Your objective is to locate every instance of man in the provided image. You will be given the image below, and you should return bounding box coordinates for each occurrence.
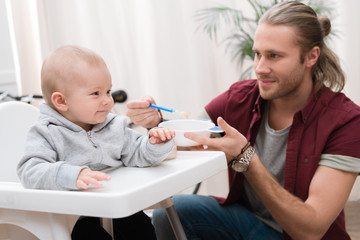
[126,2,360,239]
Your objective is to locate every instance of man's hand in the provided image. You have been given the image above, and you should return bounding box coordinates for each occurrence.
[149,127,175,144]
[184,117,248,161]
[76,168,112,189]
[126,97,161,129]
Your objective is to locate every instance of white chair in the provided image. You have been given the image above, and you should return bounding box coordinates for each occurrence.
[0,101,227,240]
[0,101,78,240]
[0,101,39,182]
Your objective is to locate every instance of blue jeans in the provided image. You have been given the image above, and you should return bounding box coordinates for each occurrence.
[152,195,282,240]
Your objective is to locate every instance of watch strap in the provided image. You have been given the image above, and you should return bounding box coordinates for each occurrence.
[228,142,251,167]
[228,143,255,172]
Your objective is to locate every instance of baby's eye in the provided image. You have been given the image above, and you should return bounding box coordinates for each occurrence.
[92,91,100,96]
[106,90,111,95]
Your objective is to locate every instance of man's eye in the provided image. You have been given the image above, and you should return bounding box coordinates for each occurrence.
[270,53,279,58]
[253,51,261,57]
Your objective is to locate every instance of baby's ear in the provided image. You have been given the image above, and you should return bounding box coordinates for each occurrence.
[51,92,68,112]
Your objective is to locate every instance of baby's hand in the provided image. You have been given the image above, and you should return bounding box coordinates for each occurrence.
[76,168,112,189]
[149,127,175,144]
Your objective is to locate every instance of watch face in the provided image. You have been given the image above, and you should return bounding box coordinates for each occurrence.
[232,160,247,172]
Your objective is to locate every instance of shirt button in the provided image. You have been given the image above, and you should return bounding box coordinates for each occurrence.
[304,158,309,163]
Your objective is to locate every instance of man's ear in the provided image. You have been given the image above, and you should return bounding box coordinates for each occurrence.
[51,92,68,112]
[305,46,320,68]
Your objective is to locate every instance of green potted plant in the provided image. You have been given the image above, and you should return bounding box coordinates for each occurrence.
[194,0,335,79]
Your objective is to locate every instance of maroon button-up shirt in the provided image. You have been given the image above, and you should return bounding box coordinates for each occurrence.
[205,79,360,240]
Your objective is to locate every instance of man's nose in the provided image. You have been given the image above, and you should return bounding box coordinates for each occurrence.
[255,58,271,75]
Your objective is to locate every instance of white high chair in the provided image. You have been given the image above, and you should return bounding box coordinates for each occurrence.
[0,101,228,240]
[0,101,39,182]
[0,101,78,240]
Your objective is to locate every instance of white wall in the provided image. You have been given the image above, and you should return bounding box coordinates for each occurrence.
[332,1,360,201]
[333,0,360,105]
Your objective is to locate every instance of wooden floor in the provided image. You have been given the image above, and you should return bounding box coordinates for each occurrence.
[345,201,360,239]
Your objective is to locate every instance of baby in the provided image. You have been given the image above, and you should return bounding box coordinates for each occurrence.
[17,45,175,239]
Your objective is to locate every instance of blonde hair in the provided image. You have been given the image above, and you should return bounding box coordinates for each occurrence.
[41,45,107,107]
[259,1,345,94]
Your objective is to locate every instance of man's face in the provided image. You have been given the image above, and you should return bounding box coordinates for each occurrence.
[253,23,309,101]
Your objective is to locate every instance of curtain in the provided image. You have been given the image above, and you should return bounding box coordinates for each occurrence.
[6,0,43,95]
[8,0,244,116]
[7,1,360,109]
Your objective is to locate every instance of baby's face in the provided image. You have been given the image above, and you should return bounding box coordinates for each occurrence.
[62,61,114,131]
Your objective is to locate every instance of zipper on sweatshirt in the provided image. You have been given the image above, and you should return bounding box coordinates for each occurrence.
[87,131,97,148]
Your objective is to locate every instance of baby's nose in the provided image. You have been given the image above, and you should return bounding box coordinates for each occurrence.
[103,96,113,105]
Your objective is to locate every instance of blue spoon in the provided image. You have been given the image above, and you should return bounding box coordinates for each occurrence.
[149,104,176,113]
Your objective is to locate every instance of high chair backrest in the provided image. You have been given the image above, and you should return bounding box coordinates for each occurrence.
[0,101,39,182]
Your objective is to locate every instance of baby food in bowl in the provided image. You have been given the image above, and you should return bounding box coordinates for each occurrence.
[159,119,215,147]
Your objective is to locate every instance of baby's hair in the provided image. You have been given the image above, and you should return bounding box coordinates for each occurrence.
[41,45,106,107]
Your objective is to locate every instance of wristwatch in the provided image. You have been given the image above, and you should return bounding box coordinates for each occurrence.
[228,142,255,172]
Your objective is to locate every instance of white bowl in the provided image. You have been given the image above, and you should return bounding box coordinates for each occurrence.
[159,119,215,147]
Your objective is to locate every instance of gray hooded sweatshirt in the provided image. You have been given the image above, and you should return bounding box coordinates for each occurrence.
[17,103,174,190]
